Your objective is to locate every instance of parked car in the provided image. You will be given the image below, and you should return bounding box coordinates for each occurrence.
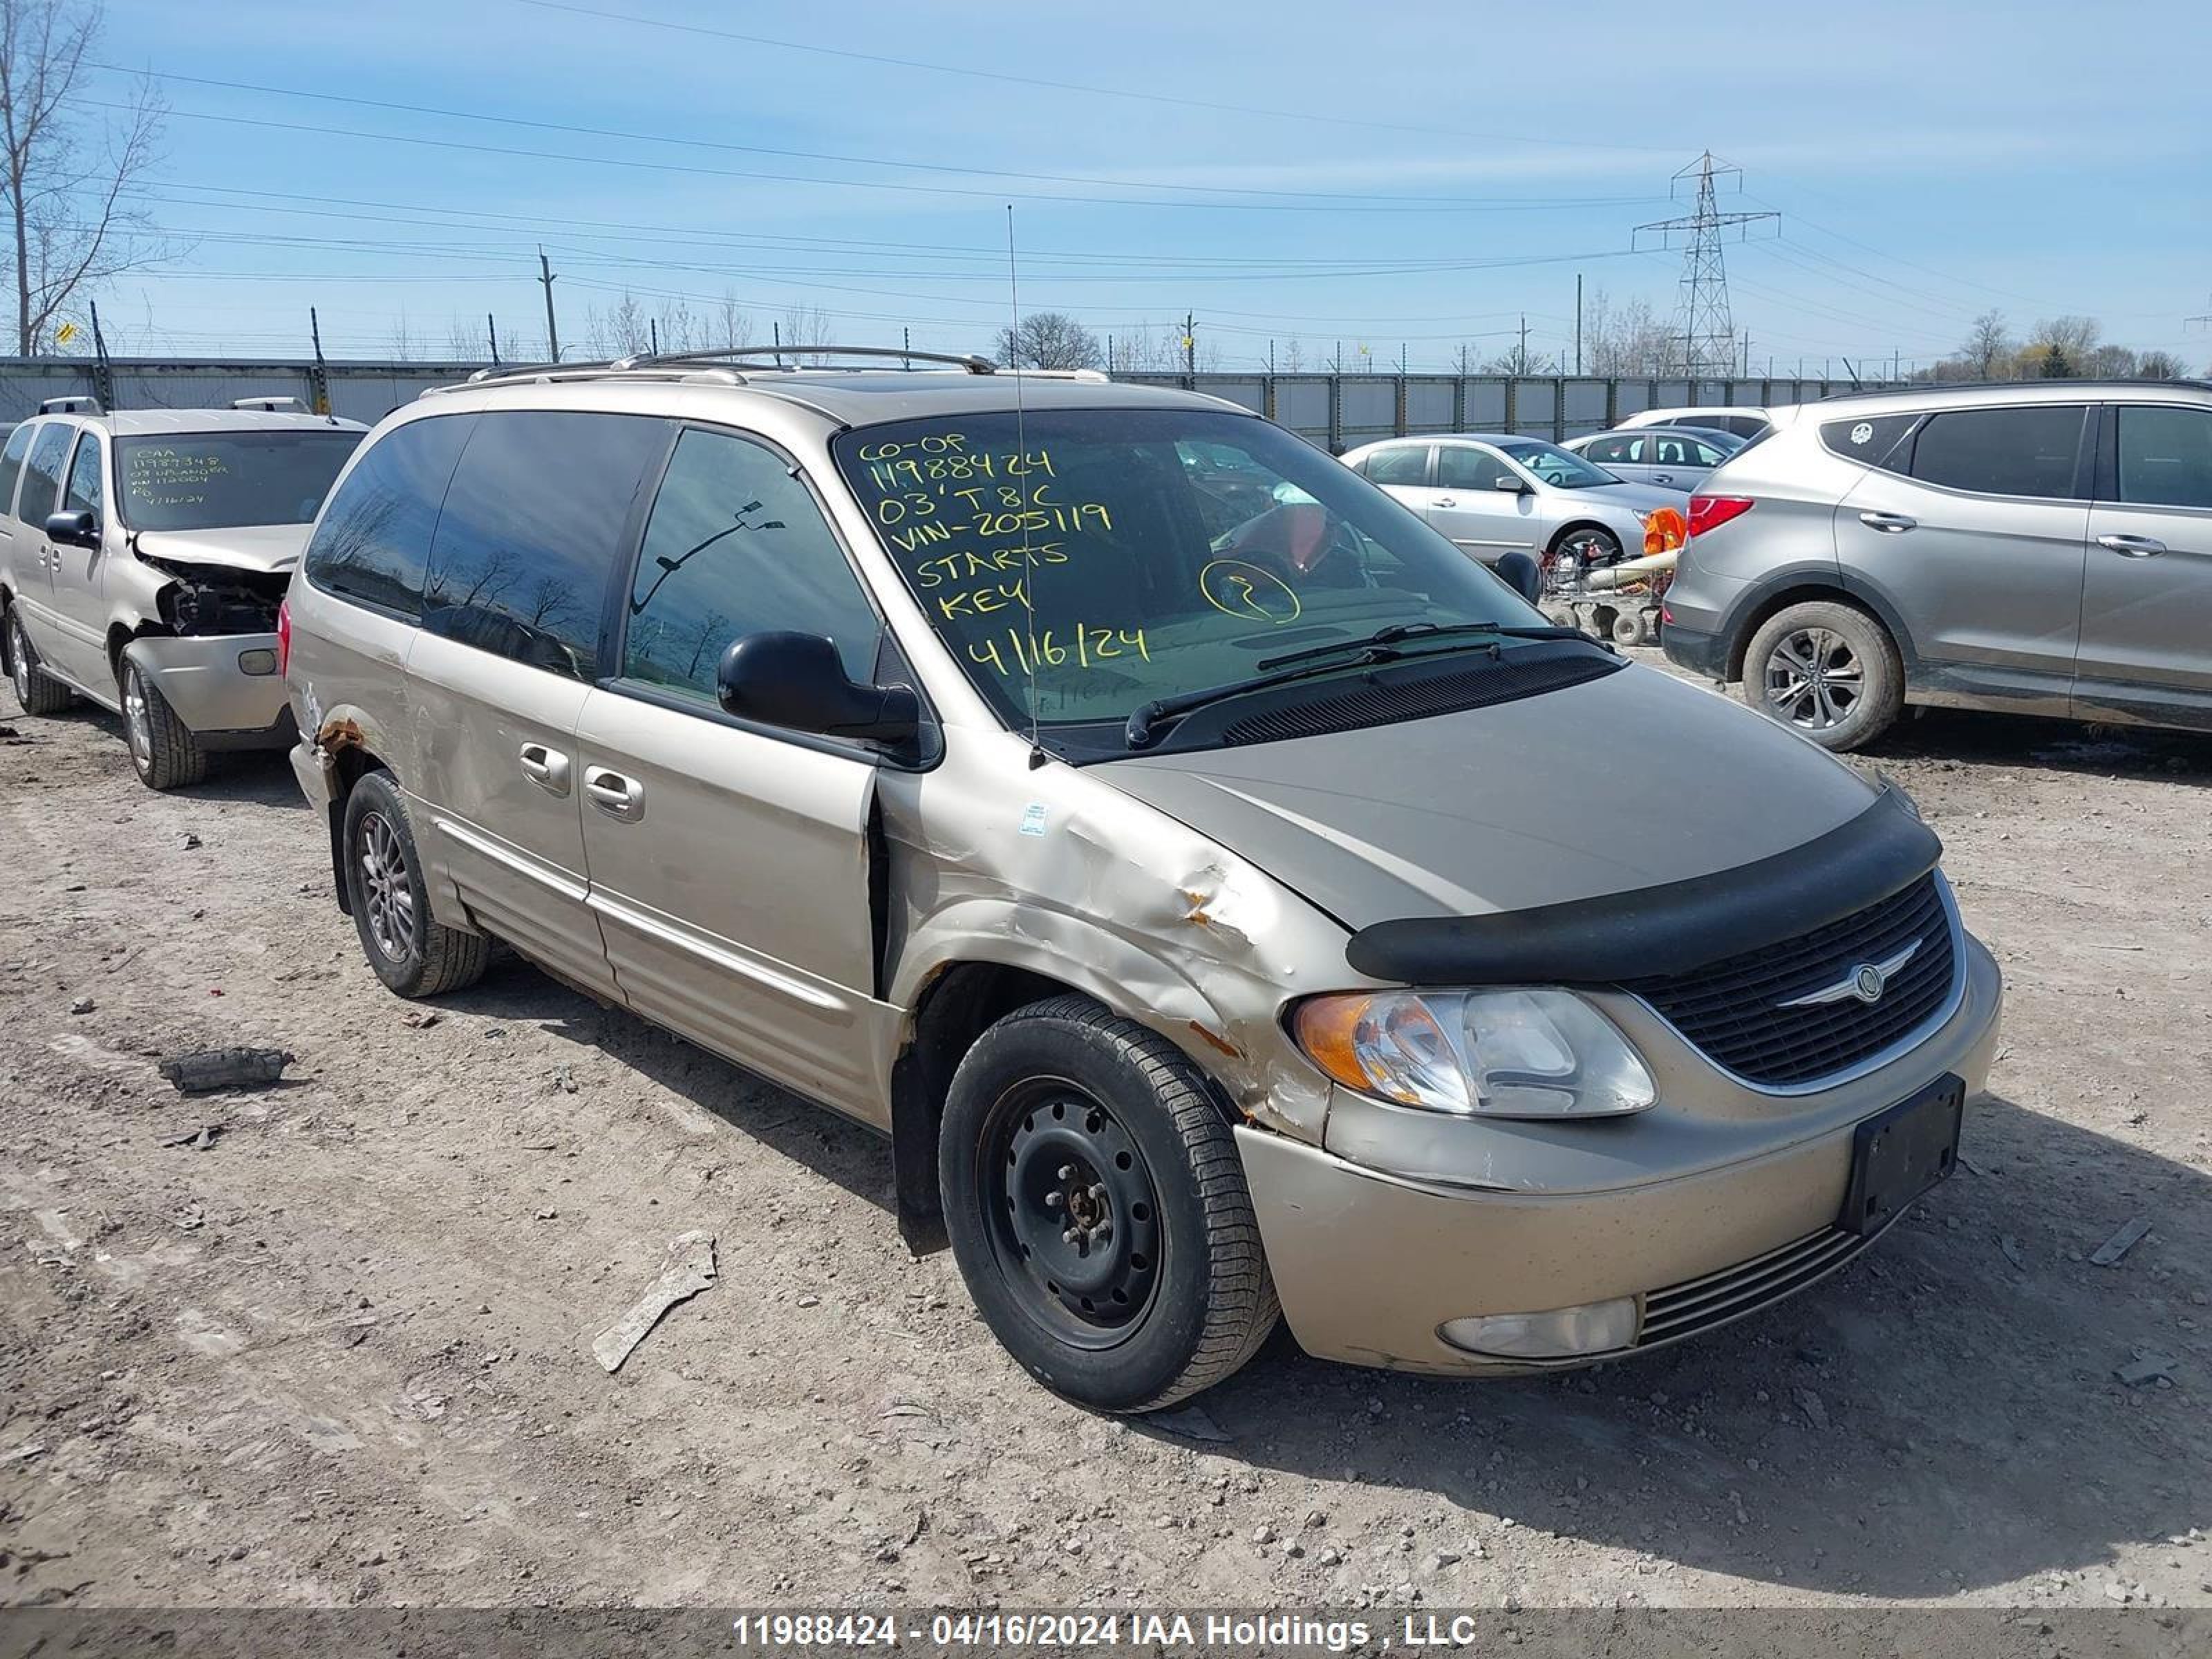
[0,397,366,788]
[1342,433,1687,585]
[1564,426,1742,491]
[1662,379,2212,750]
[1618,406,1774,441]
[282,348,1999,1410]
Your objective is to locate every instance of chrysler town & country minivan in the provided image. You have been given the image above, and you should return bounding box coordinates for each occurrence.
[280,348,2002,1411]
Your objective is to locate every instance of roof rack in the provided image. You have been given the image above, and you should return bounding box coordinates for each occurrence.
[1819,377,2212,401]
[428,344,1000,399]
[38,394,102,415]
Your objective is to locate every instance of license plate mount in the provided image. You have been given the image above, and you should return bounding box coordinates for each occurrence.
[1840,1074,1964,1237]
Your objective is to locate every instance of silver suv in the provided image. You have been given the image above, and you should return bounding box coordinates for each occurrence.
[0,397,365,787]
[1663,379,2212,749]
[281,348,1999,1411]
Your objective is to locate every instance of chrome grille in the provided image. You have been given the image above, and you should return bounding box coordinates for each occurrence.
[1623,872,1956,1088]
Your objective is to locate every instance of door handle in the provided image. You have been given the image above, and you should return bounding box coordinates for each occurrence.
[1858,510,1917,534]
[1433,496,1457,507]
[1653,474,1674,485]
[583,765,643,820]
[518,742,572,796]
[2096,533,2166,558]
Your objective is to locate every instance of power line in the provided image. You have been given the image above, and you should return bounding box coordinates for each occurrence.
[91,64,1659,214]
[513,0,1680,156]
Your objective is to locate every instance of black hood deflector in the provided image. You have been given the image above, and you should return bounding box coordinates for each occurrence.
[1344,786,1941,986]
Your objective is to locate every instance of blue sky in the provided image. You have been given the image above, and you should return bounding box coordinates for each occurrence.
[82,0,2212,373]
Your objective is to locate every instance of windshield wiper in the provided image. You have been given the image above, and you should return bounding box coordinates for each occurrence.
[1255,619,1591,673]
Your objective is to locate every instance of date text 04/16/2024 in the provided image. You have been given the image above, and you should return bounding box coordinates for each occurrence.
[727,1612,1506,1651]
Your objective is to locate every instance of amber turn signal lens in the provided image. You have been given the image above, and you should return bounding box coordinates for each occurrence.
[1292,995,1371,1094]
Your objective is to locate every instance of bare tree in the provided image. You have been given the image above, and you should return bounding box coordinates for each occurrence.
[2136,349,2186,382]
[585,290,652,357]
[1578,288,1675,377]
[777,303,832,364]
[1,0,167,353]
[713,288,751,350]
[1278,336,1304,373]
[995,310,1101,371]
[1959,310,2012,379]
[386,309,417,362]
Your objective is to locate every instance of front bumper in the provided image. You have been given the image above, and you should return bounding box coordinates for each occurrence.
[124,634,292,749]
[1242,932,2001,1376]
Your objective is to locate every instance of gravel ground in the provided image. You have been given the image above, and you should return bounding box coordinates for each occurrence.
[2,655,2208,1612]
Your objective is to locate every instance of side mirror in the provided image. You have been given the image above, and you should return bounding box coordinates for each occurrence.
[1491,476,1530,495]
[44,509,97,549]
[716,630,919,746]
[1494,551,1543,606]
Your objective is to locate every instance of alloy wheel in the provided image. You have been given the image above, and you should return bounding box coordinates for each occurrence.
[357,809,418,963]
[1763,626,1864,731]
[7,615,28,704]
[122,663,153,765]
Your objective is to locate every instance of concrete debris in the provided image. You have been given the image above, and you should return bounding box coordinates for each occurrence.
[158,1047,293,1095]
[2090,1215,2153,1267]
[1795,1387,1830,1430]
[402,1010,442,1030]
[591,1230,717,1374]
[68,996,93,1015]
[2115,1351,2178,1388]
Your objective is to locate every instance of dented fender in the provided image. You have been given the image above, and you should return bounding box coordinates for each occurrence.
[878,727,1375,1144]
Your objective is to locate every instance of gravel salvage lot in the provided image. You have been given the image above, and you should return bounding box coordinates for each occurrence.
[2,658,2208,1611]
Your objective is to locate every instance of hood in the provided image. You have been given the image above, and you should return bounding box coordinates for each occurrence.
[132,524,310,576]
[1581,478,1693,511]
[1101,662,1879,930]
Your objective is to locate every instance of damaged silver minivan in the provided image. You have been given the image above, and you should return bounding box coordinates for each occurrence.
[0,400,365,789]
[281,350,2002,1412]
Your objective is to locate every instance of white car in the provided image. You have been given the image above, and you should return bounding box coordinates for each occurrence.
[1342,433,1688,581]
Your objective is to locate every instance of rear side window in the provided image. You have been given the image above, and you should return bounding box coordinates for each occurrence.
[1821,413,1920,474]
[2115,405,2212,510]
[1583,435,1633,464]
[1361,445,1428,487]
[0,422,33,516]
[20,422,73,523]
[303,414,476,620]
[1910,405,2086,499]
[422,410,668,682]
[63,434,103,516]
[622,428,882,704]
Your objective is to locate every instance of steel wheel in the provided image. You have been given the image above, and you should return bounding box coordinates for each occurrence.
[983,1076,1164,1350]
[122,662,153,765]
[357,809,418,963]
[1763,626,1864,732]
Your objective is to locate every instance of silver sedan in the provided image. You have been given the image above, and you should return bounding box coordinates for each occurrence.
[1342,433,1689,579]
[1564,425,1742,491]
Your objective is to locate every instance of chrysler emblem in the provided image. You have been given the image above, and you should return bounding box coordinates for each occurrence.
[1779,939,1922,1009]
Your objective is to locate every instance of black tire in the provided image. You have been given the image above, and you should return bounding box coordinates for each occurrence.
[1741,599,1904,752]
[120,656,208,791]
[1610,608,1650,647]
[341,769,491,998]
[4,605,73,716]
[939,995,1280,1413]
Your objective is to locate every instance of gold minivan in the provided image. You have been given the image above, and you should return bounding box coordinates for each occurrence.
[281,350,2001,1412]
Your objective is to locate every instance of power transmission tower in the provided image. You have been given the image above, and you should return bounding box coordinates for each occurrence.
[2187,293,2212,331]
[1633,152,1778,379]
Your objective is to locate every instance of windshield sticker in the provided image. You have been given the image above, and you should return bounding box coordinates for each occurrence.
[124,445,230,507]
[1018,803,1048,837]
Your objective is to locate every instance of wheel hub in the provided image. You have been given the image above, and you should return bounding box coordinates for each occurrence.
[124,666,151,758]
[994,1087,1161,1337]
[1765,628,1862,731]
[359,810,415,962]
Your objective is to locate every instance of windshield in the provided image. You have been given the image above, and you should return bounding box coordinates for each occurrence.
[1496,439,1620,489]
[832,407,1553,743]
[115,431,362,532]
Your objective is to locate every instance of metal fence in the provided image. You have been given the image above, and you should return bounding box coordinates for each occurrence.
[0,358,1880,447]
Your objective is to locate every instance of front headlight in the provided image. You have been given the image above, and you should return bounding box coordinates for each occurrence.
[1291,988,1656,1119]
